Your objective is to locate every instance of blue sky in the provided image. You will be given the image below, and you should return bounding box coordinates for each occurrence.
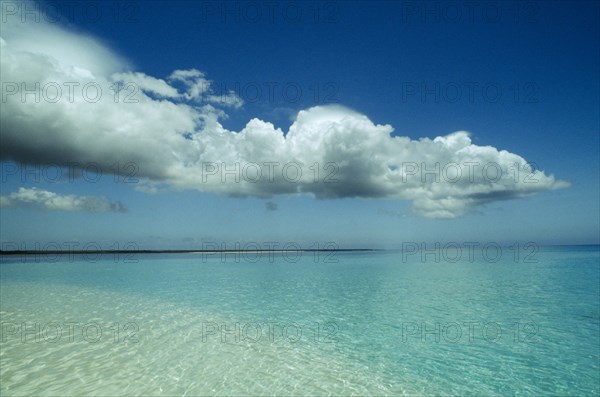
[0,0,598,249]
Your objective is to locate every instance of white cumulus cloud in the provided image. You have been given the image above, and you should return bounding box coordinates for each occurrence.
[0,188,126,213]
[0,2,568,218]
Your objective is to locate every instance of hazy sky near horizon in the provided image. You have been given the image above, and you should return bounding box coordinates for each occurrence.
[0,0,598,249]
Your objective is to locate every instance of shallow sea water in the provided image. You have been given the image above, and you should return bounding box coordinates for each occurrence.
[1,246,598,396]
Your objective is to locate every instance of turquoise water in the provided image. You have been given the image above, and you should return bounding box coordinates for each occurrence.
[1,246,598,396]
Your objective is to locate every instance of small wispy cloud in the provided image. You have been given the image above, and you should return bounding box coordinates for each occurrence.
[0,187,126,213]
[265,201,278,211]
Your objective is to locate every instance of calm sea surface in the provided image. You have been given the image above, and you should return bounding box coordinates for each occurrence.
[1,246,598,396]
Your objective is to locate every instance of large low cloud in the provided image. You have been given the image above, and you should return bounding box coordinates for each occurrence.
[0,3,568,218]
